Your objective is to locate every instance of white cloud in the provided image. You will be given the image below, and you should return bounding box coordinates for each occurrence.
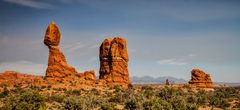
[87,56,98,63]
[157,53,196,66]
[62,41,86,53]
[158,58,187,66]
[88,44,99,49]
[188,53,195,57]
[0,60,46,75]
[3,0,55,9]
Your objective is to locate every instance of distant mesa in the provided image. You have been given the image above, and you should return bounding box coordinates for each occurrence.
[188,69,213,88]
[99,37,130,85]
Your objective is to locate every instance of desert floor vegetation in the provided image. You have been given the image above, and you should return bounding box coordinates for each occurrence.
[0,85,239,110]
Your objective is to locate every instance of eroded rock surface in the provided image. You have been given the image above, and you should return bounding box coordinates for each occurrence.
[79,70,96,81]
[0,71,44,87]
[99,37,130,85]
[189,69,213,88]
[44,22,78,78]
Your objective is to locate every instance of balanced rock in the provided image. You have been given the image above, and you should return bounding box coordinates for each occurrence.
[44,22,78,78]
[188,69,212,88]
[99,37,130,85]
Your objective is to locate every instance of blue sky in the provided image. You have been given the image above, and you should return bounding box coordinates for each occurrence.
[0,0,240,82]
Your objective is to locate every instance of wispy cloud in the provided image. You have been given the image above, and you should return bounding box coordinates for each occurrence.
[87,56,98,63]
[157,54,196,66]
[62,41,86,53]
[3,0,55,9]
[188,53,195,57]
[158,58,187,66]
[0,60,46,75]
[88,44,99,49]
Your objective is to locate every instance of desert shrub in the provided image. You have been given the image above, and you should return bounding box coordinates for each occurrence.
[1,89,46,110]
[195,90,208,105]
[89,88,100,95]
[83,94,102,108]
[47,93,65,103]
[142,98,173,110]
[113,85,123,93]
[11,86,24,94]
[214,87,239,99]
[124,98,138,110]
[47,85,52,90]
[109,96,121,103]
[209,97,230,108]
[142,86,155,98]
[65,89,81,96]
[64,93,102,110]
[40,85,46,89]
[185,103,198,110]
[100,103,115,110]
[186,95,198,104]
[157,87,177,100]
[169,95,187,110]
[123,87,135,99]
[0,86,9,98]
[64,97,85,110]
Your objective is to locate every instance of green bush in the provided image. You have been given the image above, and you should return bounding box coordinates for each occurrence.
[109,96,121,103]
[0,85,239,110]
[47,94,65,103]
[100,103,115,110]
[89,88,100,95]
[0,87,8,98]
[168,95,188,110]
[65,89,81,96]
[64,97,85,110]
[125,99,138,110]
[209,97,230,108]
[186,103,198,110]
[143,98,173,110]
[113,85,123,93]
[1,89,46,110]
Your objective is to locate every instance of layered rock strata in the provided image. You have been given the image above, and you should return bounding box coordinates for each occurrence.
[189,69,213,88]
[99,37,130,85]
[44,22,78,78]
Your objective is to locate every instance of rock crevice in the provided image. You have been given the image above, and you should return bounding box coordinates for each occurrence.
[99,37,130,85]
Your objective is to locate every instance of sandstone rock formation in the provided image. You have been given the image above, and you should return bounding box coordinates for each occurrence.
[0,22,133,90]
[165,79,170,85]
[79,70,96,81]
[0,71,44,87]
[99,37,130,85]
[44,22,78,78]
[188,69,212,88]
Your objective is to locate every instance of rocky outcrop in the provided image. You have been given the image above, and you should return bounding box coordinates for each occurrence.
[0,71,44,87]
[44,22,78,78]
[0,22,133,89]
[78,70,96,81]
[189,69,212,88]
[165,79,170,85]
[99,37,130,85]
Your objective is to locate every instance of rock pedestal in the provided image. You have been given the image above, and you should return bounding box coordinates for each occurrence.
[44,22,78,78]
[188,69,212,88]
[99,37,130,85]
